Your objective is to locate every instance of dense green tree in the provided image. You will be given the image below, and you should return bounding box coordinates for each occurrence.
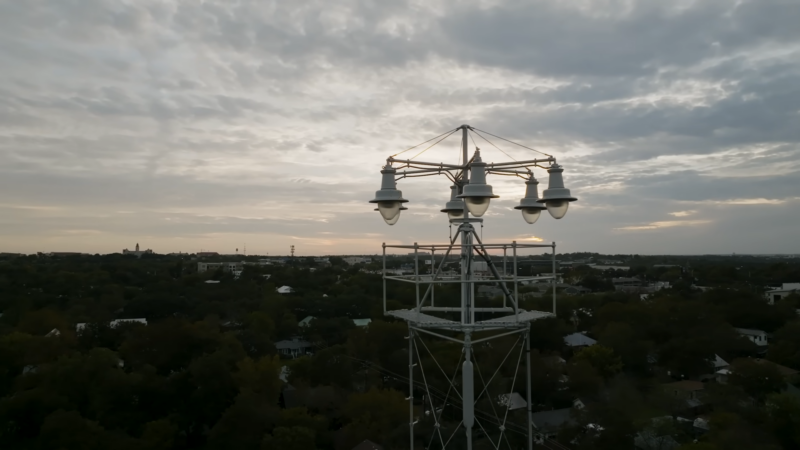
[261,426,316,450]
[341,388,407,449]
[729,359,785,402]
[573,345,623,379]
[206,390,279,450]
[764,392,800,448]
[567,360,603,397]
[766,320,800,370]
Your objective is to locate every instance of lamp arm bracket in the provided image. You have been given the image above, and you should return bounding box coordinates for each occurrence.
[388,157,463,170]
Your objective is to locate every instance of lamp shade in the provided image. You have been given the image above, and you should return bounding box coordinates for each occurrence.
[369,164,408,224]
[537,163,577,219]
[457,150,498,217]
[374,206,407,225]
[514,175,547,224]
[441,184,466,220]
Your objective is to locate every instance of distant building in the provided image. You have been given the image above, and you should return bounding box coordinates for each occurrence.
[197,262,243,273]
[197,252,220,257]
[276,286,295,294]
[275,338,312,358]
[589,265,630,271]
[352,318,372,328]
[735,327,768,346]
[564,332,597,348]
[298,316,315,327]
[765,283,800,305]
[564,286,592,295]
[612,277,642,289]
[343,256,371,265]
[76,318,147,332]
[497,392,527,411]
[45,328,61,337]
[123,243,153,258]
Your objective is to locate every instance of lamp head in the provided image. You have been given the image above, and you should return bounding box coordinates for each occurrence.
[457,150,498,217]
[514,175,547,224]
[537,163,577,219]
[441,184,466,220]
[369,164,408,224]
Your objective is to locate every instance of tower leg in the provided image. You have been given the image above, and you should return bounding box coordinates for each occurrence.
[526,326,533,450]
[463,332,474,450]
[409,326,414,450]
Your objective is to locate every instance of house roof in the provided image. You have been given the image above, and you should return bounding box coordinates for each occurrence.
[564,332,597,347]
[612,277,641,283]
[352,440,384,450]
[664,380,704,392]
[45,328,61,337]
[352,318,372,327]
[275,339,312,350]
[298,316,316,327]
[276,285,294,293]
[497,392,527,411]
[713,354,729,369]
[531,408,573,432]
[735,327,766,336]
[635,430,680,450]
[784,383,800,400]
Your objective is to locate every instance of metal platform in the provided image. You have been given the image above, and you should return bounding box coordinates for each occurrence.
[387,308,554,329]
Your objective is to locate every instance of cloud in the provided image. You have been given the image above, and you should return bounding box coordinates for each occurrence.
[615,220,712,231]
[681,198,795,206]
[0,0,799,254]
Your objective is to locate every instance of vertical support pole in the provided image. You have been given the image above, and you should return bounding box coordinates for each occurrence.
[503,245,508,309]
[552,242,557,315]
[470,229,475,325]
[460,125,471,326]
[526,325,533,450]
[408,326,415,450]
[513,241,518,318]
[463,331,474,450]
[431,248,435,307]
[383,243,387,315]
[414,242,420,311]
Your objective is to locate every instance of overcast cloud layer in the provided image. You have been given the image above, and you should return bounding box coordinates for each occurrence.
[1,0,799,256]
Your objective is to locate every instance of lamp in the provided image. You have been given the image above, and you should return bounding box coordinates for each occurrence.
[514,175,547,224]
[457,150,498,217]
[369,164,408,224]
[441,185,466,220]
[537,163,577,219]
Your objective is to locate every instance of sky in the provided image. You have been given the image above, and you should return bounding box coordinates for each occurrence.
[1,0,799,256]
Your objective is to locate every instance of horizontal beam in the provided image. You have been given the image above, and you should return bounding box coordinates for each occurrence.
[470,327,528,345]
[485,158,555,168]
[384,243,554,249]
[383,276,555,284]
[421,307,514,312]
[388,158,463,170]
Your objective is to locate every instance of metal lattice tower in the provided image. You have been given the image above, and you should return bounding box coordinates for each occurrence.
[371,125,577,450]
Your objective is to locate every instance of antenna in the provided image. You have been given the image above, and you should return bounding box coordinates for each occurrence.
[291,245,295,258]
